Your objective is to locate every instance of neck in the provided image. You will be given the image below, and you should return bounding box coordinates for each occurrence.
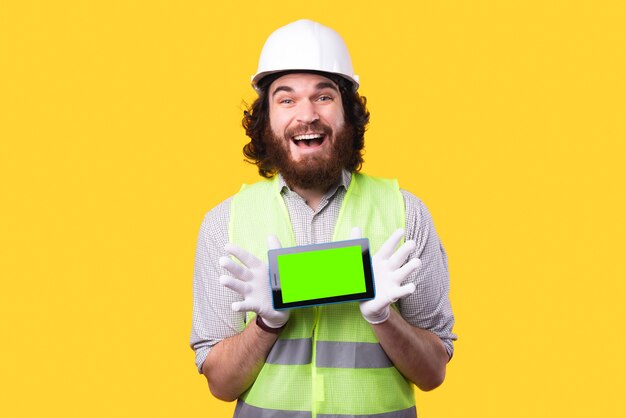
[290,184,328,211]
[281,170,346,211]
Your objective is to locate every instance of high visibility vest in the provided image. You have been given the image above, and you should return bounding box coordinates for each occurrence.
[229,173,416,418]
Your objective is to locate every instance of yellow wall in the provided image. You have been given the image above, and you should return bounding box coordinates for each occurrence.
[1,1,624,417]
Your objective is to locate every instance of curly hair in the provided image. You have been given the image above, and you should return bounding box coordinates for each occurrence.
[242,71,370,178]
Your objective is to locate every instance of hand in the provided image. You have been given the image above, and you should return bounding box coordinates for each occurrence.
[219,236,289,329]
[352,227,421,324]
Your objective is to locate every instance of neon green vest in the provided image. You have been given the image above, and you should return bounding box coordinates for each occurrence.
[229,173,416,418]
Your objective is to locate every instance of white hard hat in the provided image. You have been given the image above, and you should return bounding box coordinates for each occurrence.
[252,19,360,92]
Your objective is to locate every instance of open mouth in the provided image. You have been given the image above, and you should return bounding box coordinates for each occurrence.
[291,133,326,148]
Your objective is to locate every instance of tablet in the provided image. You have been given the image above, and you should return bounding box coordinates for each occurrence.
[268,238,375,310]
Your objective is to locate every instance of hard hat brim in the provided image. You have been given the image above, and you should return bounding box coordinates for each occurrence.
[251,69,360,93]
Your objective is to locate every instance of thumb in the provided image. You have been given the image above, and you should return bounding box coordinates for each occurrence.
[388,283,416,302]
[349,227,363,240]
[267,235,282,250]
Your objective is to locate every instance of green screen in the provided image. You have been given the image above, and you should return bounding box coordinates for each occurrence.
[277,245,366,303]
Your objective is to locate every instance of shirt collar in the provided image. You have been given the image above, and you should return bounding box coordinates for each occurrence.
[277,169,352,197]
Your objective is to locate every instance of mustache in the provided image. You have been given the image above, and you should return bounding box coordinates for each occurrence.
[284,121,333,139]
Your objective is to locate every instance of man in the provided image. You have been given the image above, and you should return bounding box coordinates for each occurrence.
[191,19,456,418]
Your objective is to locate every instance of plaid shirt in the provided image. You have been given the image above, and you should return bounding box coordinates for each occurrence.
[190,170,456,372]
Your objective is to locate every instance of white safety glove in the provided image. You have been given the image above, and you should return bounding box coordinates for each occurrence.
[351,227,421,324]
[219,235,289,329]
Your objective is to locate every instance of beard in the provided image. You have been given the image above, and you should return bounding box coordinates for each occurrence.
[264,121,356,192]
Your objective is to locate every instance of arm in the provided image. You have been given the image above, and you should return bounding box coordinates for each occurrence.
[371,309,448,391]
[190,201,246,381]
[356,227,447,390]
[377,192,455,390]
[205,237,289,401]
[202,319,279,401]
[190,202,287,400]
[356,192,456,390]
[190,200,273,400]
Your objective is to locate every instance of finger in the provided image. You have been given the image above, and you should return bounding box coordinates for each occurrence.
[220,275,250,296]
[219,256,254,281]
[349,227,362,239]
[231,301,245,312]
[376,229,405,259]
[225,243,262,269]
[388,283,416,302]
[232,300,261,313]
[387,240,416,270]
[267,235,282,250]
[392,258,421,283]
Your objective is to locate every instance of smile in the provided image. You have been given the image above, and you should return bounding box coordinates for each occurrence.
[291,133,326,148]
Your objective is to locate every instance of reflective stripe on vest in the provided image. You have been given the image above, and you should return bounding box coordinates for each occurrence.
[266,338,312,365]
[235,400,417,418]
[230,173,414,417]
[265,339,392,368]
[235,400,310,418]
[318,407,417,418]
[316,341,392,368]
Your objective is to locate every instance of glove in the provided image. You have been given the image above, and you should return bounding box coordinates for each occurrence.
[352,227,421,324]
[219,235,289,329]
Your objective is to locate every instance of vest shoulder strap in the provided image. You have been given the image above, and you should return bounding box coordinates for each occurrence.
[230,177,296,259]
[335,172,405,252]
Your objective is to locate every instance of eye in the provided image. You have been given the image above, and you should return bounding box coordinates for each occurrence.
[279,98,294,104]
[317,95,333,102]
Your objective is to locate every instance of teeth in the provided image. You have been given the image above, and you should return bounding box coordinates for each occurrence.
[293,134,324,141]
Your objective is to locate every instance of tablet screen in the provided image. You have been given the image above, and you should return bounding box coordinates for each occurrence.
[268,238,375,310]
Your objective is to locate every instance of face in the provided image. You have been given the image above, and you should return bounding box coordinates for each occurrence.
[267,73,351,190]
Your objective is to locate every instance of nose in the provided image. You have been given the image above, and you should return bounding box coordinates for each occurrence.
[296,100,319,124]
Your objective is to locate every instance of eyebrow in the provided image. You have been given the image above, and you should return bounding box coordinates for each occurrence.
[271,81,339,98]
[271,86,294,97]
[315,81,339,93]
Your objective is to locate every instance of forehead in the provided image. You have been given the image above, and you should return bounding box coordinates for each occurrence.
[269,73,339,95]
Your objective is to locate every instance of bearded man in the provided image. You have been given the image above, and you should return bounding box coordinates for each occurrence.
[190,19,456,418]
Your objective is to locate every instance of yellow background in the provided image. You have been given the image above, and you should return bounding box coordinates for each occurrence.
[1,1,624,417]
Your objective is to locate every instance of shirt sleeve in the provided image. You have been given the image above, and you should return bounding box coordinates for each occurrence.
[189,197,246,373]
[398,190,457,358]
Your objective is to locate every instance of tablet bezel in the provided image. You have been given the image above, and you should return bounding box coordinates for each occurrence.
[268,238,375,310]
